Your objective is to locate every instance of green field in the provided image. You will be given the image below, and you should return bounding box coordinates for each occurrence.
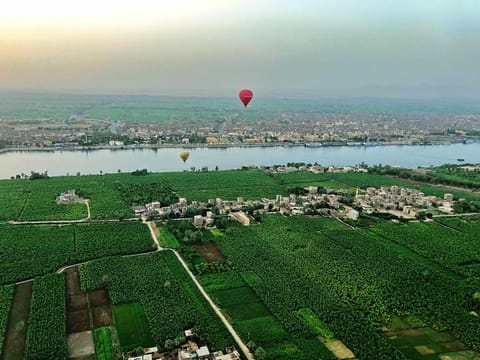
[1,169,476,223]
[112,303,154,350]
[209,228,224,237]
[0,180,31,220]
[160,170,287,201]
[79,251,234,352]
[297,308,334,339]
[383,315,475,360]
[1,168,480,359]
[24,274,68,360]
[0,170,284,221]
[0,222,154,285]
[366,219,480,277]
[196,259,335,359]
[211,215,480,359]
[0,285,14,358]
[0,173,179,221]
[158,227,181,248]
[93,327,117,360]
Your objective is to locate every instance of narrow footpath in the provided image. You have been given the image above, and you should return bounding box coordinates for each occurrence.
[9,200,91,225]
[145,220,254,360]
[170,249,253,360]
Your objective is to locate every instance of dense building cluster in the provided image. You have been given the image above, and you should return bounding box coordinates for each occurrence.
[2,111,479,150]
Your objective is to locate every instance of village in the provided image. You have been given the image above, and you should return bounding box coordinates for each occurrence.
[136,184,457,226]
[126,334,241,360]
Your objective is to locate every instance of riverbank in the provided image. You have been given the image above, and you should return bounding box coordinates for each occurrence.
[0,139,474,154]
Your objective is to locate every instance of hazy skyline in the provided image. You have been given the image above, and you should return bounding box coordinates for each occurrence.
[1,0,479,98]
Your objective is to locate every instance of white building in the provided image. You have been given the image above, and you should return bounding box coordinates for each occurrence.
[193,215,205,227]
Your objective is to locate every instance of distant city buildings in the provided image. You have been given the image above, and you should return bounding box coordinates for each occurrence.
[2,111,479,150]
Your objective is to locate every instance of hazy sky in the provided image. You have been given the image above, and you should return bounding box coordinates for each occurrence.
[1,0,479,97]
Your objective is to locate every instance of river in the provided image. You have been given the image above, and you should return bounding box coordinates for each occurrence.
[0,143,478,179]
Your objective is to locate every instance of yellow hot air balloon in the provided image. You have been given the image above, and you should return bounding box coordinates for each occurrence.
[179,150,190,163]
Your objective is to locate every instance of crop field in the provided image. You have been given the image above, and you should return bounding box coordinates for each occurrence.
[24,274,68,360]
[0,222,154,285]
[3,169,476,222]
[297,308,334,339]
[0,181,30,221]
[211,215,480,359]
[18,179,88,220]
[15,179,90,221]
[329,172,413,188]
[79,251,234,351]
[428,165,480,189]
[157,226,180,248]
[277,171,412,189]
[2,168,480,359]
[197,268,334,359]
[0,173,179,221]
[367,220,480,278]
[1,282,33,360]
[75,222,155,258]
[93,326,120,360]
[159,170,287,201]
[275,171,354,190]
[275,171,480,202]
[0,285,15,358]
[112,303,153,350]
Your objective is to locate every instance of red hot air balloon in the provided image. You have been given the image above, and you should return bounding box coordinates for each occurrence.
[239,89,253,107]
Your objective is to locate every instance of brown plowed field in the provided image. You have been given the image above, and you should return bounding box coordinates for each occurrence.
[194,242,226,262]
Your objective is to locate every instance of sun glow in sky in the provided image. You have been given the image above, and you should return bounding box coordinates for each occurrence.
[1,0,228,18]
[1,0,480,97]
[1,0,250,30]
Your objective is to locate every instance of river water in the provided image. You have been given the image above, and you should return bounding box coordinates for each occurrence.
[0,143,478,179]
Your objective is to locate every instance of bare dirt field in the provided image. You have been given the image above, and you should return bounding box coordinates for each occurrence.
[67,309,90,333]
[66,267,90,334]
[65,267,82,296]
[92,306,114,328]
[322,338,356,360]
[2,281,33,360]
[194,242,226,262]
[67,331,95,358]
[67,293,88,312]
[88,289,109,307]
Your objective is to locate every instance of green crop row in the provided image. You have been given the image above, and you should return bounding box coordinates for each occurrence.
[213,215,480,359]
[79,251,234,352]
[0,222,154,285]
[24,274,68,360]
[367,220,480,278]
[0,285,14,358]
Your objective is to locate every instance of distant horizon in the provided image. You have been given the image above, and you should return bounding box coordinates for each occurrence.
[1,84,480,101]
